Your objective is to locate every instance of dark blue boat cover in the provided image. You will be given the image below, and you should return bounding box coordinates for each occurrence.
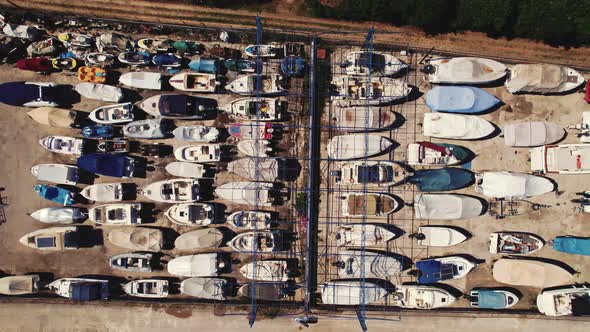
[408,168,474,192]
[77,153,127,177]
[416,260,456,283]
[281,56,305,77]
[157,94,213,116]
[153,54,180,66]
[476,290,507,309]
[0,82,41,106]
[71,282,109,301]
[34,184,75,205]
[552,236,590,256]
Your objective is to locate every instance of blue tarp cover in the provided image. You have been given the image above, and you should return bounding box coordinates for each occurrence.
[281,56,305,77]
[153,54,180,66]
[409,168,473,192]
[552,237,590,256]
[77,153,127,177]
[34,184,75,206]
[188,58,218,73]
[416,260,456,283]
[0,82,41,106]
[477,290,507,309]
[425,86,500,114]
[71,282,109,301]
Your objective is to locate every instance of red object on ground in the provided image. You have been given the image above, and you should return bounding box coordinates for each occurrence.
[16,57,51,72]
[316,48,327,60]
[585,80,590,104]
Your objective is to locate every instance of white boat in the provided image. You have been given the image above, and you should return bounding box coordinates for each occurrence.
[244,44,278,57]
[174,228,223,250]
[123,119,166,139]
[392,285,457,309]
[173,144,221,163]
[321,280,388,305]
[225,74,285,95]
[89,103,134,124]
[19,226,79,250]
[136,38,172,52]
[48,278,109,300]
[414,193,484,220]
[75,83,123,102]
[414,226,467,247]
[343,51,408,76]
[165,162,206,179]
[222,97,284,121]
[58,32,93,48]
[240,260,290,281]
[226,210,273,230]
[335,249,404,279]
[423,113,495,139]
[327,134,393,160]
[108,227,163,251]
[0,275,40,295]
[474,171,555,199]
[27,107,79,128]
[489,232,544,255]
[169,72,219,93]
[406,142,469,166]
[537,285,590,316]
[123,279,169,298]
[29,207,86,224]
[165,203,214,226]
[530,144,590,174]
[117,51,151,66]
[31,164,78,185]
[469,288,519,309]
[331,107,397,131]
[340,192,399,216]
[416,256,478,282]
[141,178,200,203]
[167,253,223,277]
[215,182,277,207]
[331,160,409,186]
[139,94,215,120]
[108,252,153,272]
[335,224,398,247]
[505,64,585,94]
[237,139,273,157]
[492,258,574,288]
[81,183,126,202]
[173,126,219,142]
[86,53,116,68]
[503,121,564,147]
[39,136,84,155]
[180,277,227,300]
[227,157,282,182]
[88,203,142,225]
[227,230,287,253]
[423,57,507,84]
[331,75,411,107]
[119,72,162,90]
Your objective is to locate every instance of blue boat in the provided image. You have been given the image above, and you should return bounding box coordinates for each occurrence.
[34,184,76,206]
[425,86,500,114]
[81,125,114,138]
[188,58,219,73]
[470,289,519,309]
[280,56,305,77]
[551,236,590,256]
[0,81,61,107]
[224,59,256,73]
[152,53,182,68]
[77,153,135,178]
[408,168,474,192]
[416,260,455,283]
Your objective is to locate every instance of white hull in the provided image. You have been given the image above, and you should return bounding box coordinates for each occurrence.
[88,203,142,225]
[30,207,86,224]
[394,285,457,309]
[505,64,585,94]
[119,72,162,90]
[240,260,289,281]
[530,144,590,174]
[475,171,555,199]
[416,226,467,247]
[173,144,221,163]
[174,228,223,250]
[169,73,218,93]
[336,224,397,247]
[537,285,590,316]
[327,134,393,160]
[39,136,83,155]
[165,203,214,226]
[423,113,495,139]
[141,178,200,203]
[424,57,506,84]
[321,280,388,305]
[165,162,206,179]
[89,103,134,124]
[81,183,125,202]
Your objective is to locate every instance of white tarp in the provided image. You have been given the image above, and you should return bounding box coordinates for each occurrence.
[414,193,483,220]
[167,254,218,277]
[475,171,554,199]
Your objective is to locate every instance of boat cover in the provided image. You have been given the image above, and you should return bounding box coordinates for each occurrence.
[281,56,305,77]
[414,193,483,220]
[188,58,218,73]
[17,57,51,71]
[477,290,507,309]
[71,282,109,301]
[425,86,500,114]
[408,168,474,192]
[476,172,554,199]
[108,227,162,251]
[0,82,55,106]
[505,64,582,94]
[77,153,129,178]
[152,54,180,66]
[181,278,226,300]
[327,134,393,160]
[174,229,223,250]
[492,259,573,288]
[337,250,402,279]
[215,182,274,206]
[227,158,281,182]
[416,260,455,283]
[503,122,564,147]
[75,83,123,102]
[552,237,590,256]
[423,113,495,139]
[167,254,218,277]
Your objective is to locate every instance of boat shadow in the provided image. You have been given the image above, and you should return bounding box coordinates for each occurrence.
[76,226,104,248]
[138,202,158,224]
[53,84,80,108]
[278,158,302,182]
[74,274,128,295]
[77,168,98,185]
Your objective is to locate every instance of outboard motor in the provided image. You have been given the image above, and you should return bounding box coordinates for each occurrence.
[421,64,435,74]
[329,170,342,182]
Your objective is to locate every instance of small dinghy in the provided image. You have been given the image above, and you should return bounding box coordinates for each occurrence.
[152,53,182,68]
[551,236,590,256]
[173,126,219,142]
[224,59,256,73]
[31,164,79,185]
[27,107,81,128]
[34,184,76,206]
[58,32,93,48]
[331,75,411,107]
[77,154,135,178]
[88,203,142,225]
[327,134,393,160]
[142,178,200,203]
[407,141,470,166]
[415,256,478,283]
[335,224,398,247]
[81,183,126,202]
[0,81,61,107]
[340,192,399,216]
[174,228,223,250]
[425,86,500,114]
[123,119,166,139]
[137,38,173,52]
[414,226,468,247]
[331,160,409,187]
[343,51,408,76]
[123,279,168,298]
[180,277,227,300]
[19,226,79,250]
[237,140,273,157]
[505,64,585,94]
[29,207,87,224]
[39,136,84,155]
[227,157,283,182]
[392,285,457,309]
[165,162,206,179]
[228,122,278,140]
[118,51,151,66]
[331,107,397,131]
[119,72,162,90]
[503,121,564,147]
[75,83,123,102]
[165,203,214,226]
[108,227,163,251]
[423,113,495,139]
[475,171,555,199]
[222,97,285,121]
[174,144,221,163]
[108,252,153,272]
[238,283,287,301]
[225,74,285,96]
[0,275,40,295]
[86,53,116,68]
[244,44,278,57]
[489,232,544,255]
[48,278,109,301]
[469,288,519,309]
[537,285,590,316]
[321,280,388,305]
[407,168,474,192]
[335,249,404,279]
[227,230,287,253]
[215,182,277,207]
[169,72,219,93]
[226,210,274,230]
[77,66,107,84]
[140,94,216,120]
[422,57,506,84]
[492,258,573,288]
[167,253,224,277]
[414,193,484,220]
[89,103,134,124]
[240,260,290,281]
[530,144,590,174]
